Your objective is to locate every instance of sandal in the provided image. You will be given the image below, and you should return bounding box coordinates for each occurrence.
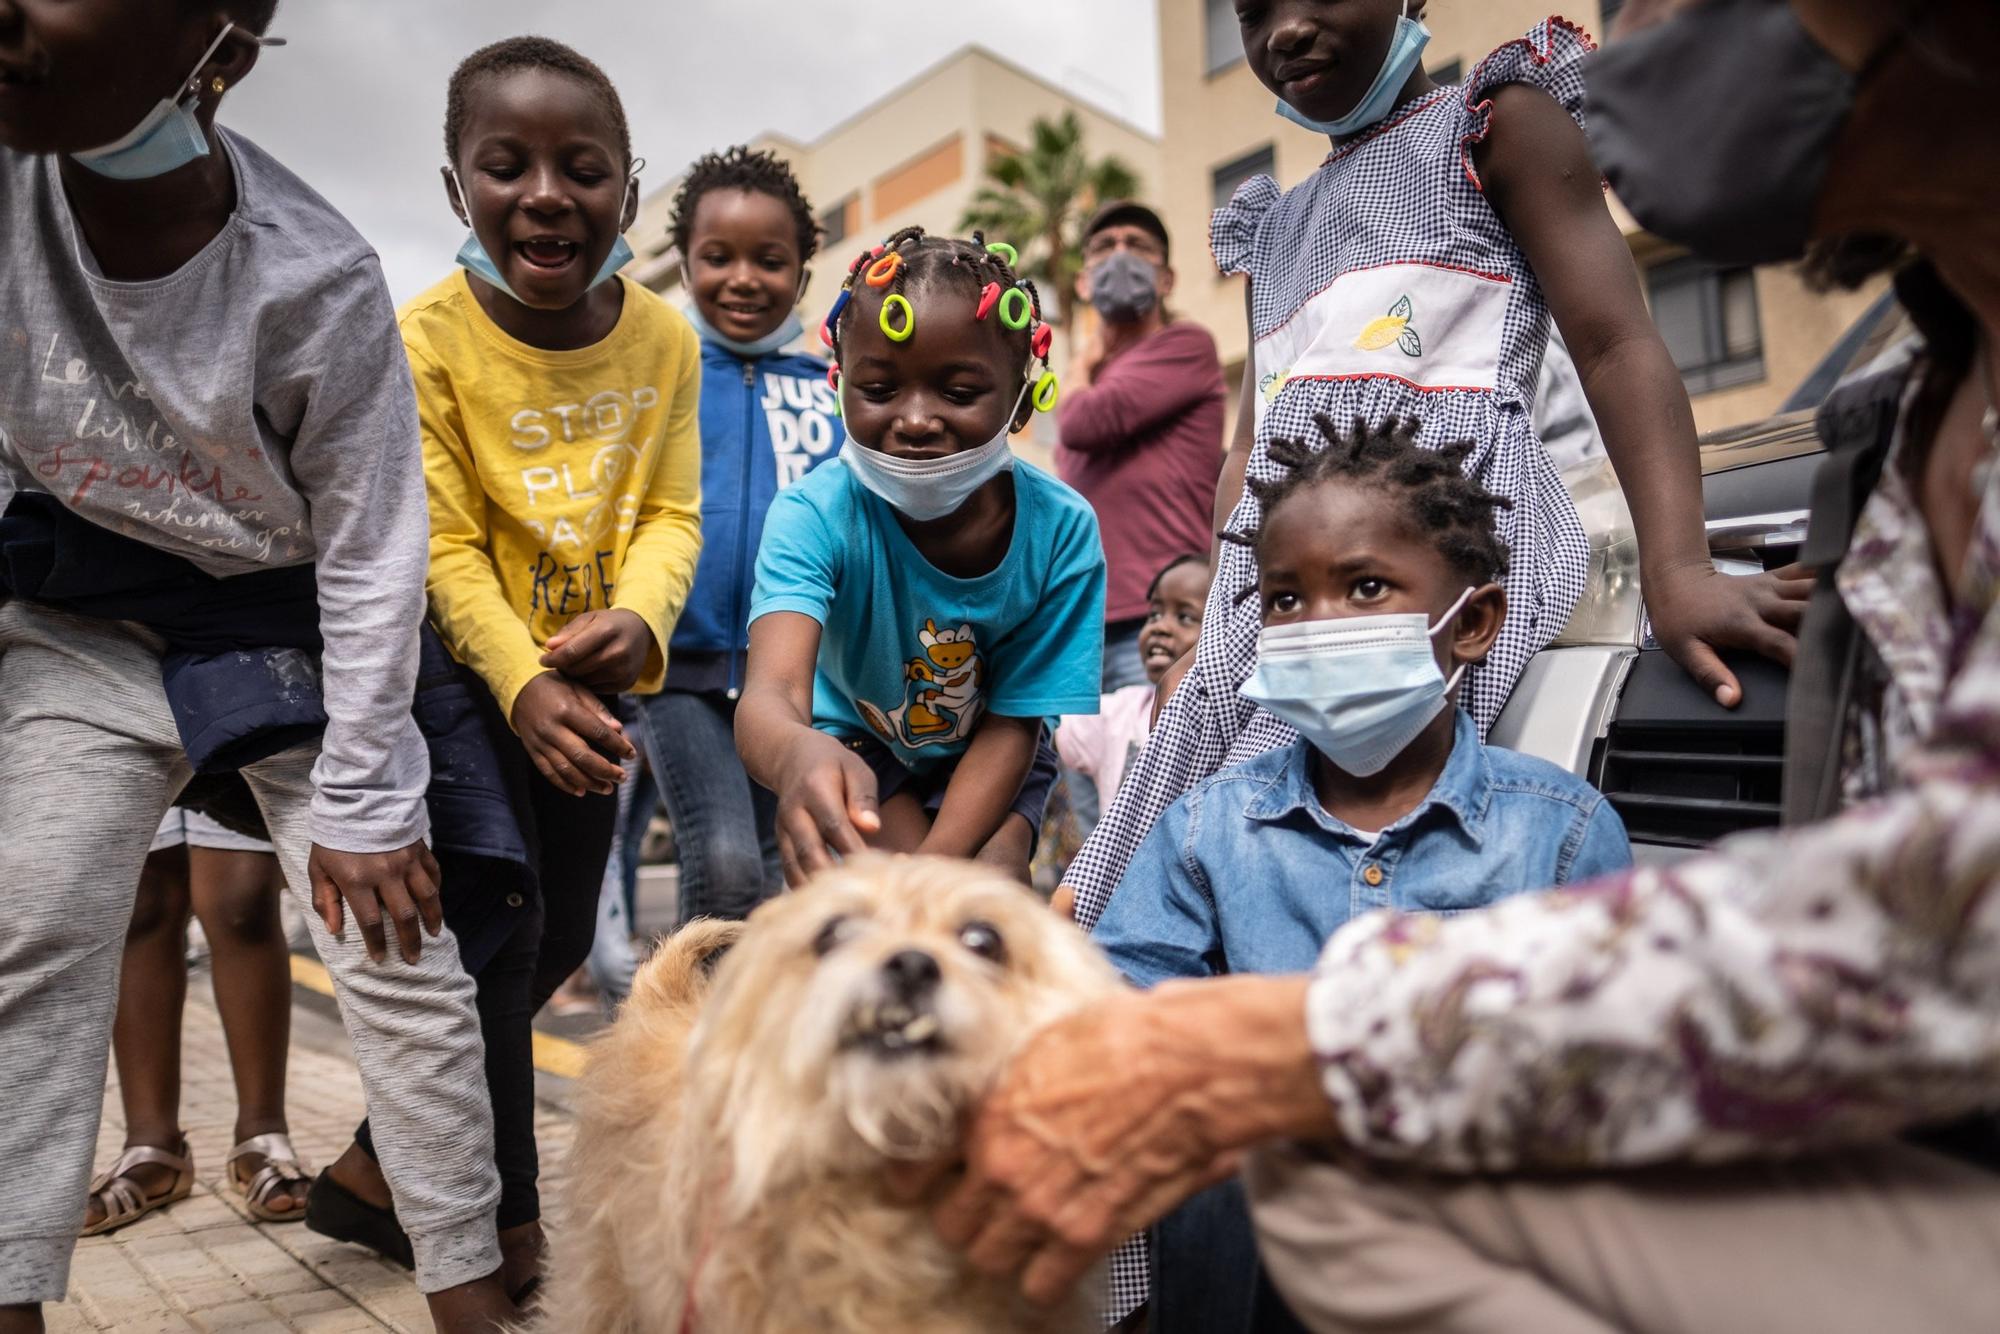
[226,1132,312,1223]
[81,1140,195,1237]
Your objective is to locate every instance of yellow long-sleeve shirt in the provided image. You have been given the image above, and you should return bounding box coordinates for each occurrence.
[400,270,703,718]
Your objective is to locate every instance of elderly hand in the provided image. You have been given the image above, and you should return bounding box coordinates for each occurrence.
[893,975,1330,1306]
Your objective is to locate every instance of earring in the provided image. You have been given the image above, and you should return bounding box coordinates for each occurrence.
[211,76,227,94]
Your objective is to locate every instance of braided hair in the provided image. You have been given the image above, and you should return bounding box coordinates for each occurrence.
[822,227,1050,387]
[1224,414,1512,588]
[669,145,820,267]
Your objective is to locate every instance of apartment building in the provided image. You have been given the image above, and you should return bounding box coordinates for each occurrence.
[1157,0,1884,433]
[626,46,1162,464]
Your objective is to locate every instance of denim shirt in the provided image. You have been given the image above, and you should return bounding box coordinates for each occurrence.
[1092,710,1632,988]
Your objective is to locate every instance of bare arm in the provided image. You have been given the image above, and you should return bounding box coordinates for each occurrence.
[1211,280,1258,564]
[921,713,1042,858]
[736,611,881,885]
[1477,85,1806,705]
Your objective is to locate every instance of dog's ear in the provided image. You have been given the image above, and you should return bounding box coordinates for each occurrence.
[630,918,748,1010]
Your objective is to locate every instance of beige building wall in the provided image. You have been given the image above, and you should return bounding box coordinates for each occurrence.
[1155,0,1884,436]
[627,46,1162,466]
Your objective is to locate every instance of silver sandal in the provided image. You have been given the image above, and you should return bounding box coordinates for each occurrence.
[82,1141,195,1237]
[226,1132,312,1223]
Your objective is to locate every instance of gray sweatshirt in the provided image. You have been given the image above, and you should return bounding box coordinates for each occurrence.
[0,129,430,852]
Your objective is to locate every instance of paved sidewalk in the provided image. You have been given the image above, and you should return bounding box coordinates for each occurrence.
[55,973,574,1333]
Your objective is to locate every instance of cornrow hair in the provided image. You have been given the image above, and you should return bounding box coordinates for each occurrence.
[822,226,1050,386]
[1146,552,1210,601]
[445,36,631,168]
[1222,413,1512,590]
[669,145,820,266]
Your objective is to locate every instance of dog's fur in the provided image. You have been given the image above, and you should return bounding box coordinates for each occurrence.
[529,855,1123,1333]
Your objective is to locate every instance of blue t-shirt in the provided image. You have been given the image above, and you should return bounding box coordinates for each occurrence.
[1093,711,1633,988]
[749,458,1106,773]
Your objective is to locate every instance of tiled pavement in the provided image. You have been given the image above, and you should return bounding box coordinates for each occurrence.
[53,978,576,1333]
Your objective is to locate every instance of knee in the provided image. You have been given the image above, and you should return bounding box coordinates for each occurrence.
[195,877,281,945]
[128,853,193,938]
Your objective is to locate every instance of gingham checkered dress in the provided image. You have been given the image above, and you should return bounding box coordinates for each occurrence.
[1083,18,1597,1321]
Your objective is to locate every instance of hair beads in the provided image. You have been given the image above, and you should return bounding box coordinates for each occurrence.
[821,288,852,349]
[879,293,915,342]
[864,252,903,287]
[1033,369,1060,413]
[998,287,1032,331]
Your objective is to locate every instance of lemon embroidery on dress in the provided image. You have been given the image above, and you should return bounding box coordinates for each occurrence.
[1353,295,1423,358]
[1258,366,1293,404]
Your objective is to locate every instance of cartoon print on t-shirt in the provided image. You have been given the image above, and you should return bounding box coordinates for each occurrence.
[857,619,985,750]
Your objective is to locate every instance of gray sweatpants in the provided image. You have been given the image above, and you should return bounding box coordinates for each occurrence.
[0,602,501,1304]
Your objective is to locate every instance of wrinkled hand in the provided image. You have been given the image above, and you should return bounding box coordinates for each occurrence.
[774,729,881,886]
[309,840,443,965]
[1646,560,1813,707]
[510,671,635,797]
[540,608,655,693]
[888,982,1315,1306]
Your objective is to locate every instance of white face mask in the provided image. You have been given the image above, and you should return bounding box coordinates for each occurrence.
[837,379,1031,521]
[1241,587,1475,776]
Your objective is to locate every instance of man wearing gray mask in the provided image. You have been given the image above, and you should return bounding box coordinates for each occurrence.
[1055,202,1226,692]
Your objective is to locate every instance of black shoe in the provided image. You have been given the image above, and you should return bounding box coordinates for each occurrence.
[304,1168,415,1270]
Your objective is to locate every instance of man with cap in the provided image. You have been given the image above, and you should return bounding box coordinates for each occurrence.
[1056,201,1226,691]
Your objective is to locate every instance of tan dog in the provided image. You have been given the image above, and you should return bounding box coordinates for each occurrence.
[531,854,1123,1334]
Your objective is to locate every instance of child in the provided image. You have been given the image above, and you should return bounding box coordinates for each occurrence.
[643,145,845,925]
[304,37,701,1303]
[83,811,306,1237]
[0,5,511,1327]
[737,228,1105,882]
[1055,553,1210,814]
[1065,8,1799,931]
[1094,415,1632,1333]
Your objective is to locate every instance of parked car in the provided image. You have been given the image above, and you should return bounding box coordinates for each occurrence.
[1491,293,1908,864]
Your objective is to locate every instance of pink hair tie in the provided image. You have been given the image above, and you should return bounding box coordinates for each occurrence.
[975,282,1002,321]
[1031,323,1053,360]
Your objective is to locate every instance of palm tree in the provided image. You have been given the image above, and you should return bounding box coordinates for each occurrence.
[958,110,1141,331]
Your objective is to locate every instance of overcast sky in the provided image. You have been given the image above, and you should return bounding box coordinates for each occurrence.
[224,1,1162,302]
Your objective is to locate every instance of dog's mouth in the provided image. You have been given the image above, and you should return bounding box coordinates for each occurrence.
[841,999,946,1058]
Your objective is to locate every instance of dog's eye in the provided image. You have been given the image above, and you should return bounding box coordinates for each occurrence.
[813,915,854,958]
[957,920,1007,965]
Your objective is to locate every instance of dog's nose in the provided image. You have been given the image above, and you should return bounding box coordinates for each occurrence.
[881,949,941,1002]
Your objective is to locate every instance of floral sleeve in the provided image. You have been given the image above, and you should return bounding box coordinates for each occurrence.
[1303,450,2000,1171]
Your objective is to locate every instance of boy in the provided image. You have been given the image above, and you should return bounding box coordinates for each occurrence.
[0,4,508,1328]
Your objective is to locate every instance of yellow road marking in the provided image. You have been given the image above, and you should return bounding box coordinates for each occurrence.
[289,953,589,1079]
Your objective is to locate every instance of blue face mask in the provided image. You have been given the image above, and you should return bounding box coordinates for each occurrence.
[839,381,1030,522]
[71,24,285,180]
[450,168,636,303]
[1241,587,1474,777]
[1274,0,1431,138]
[680,292,806,360]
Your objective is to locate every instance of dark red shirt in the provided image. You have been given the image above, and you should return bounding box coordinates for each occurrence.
[1053,321,1226,622]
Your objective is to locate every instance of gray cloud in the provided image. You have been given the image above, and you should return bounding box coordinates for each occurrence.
[224,1,1160,301]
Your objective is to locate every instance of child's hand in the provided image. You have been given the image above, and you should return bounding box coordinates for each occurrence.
[1646,561,1813,707]
[775,730,883,886]
[308,840,443,965]
[541,609,655,693]
[510,671,635,797]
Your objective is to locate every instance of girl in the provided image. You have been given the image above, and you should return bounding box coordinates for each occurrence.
[645,144,845,925]
[305,36,701,1303]
[737,228,1105,883]
[1065,4,1806,932]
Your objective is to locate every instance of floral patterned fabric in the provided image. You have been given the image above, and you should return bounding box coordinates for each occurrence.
[1304,342,2000,1169]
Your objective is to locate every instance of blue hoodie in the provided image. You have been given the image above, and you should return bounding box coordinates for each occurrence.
[667,335,845,694]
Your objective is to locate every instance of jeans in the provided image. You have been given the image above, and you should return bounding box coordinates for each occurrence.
[639,689,781,926]
[1151,1179,1307,1334]
[587,742,654,1003]
[1102,614,1148,692]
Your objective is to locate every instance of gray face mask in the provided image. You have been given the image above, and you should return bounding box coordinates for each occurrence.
[1584,0,1903,268]
[1086,251,1160,324]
